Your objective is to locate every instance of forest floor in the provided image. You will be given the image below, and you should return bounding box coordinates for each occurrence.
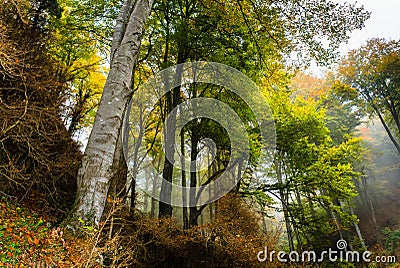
[0,196,95,267]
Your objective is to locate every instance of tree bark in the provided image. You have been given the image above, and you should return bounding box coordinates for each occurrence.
[376,107,400,154]
[365,94,400,154]
[275,157,295,251]
[234,160,243,193]
[208,150,214,221]
[158,6,188,216]
[72,0,153,226]
[158,59,186,217]
[349,205,366,250]
[189,127,200,227]
[181,129,189,229]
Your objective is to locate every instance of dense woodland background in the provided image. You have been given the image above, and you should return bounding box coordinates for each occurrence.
[0,0,399,267]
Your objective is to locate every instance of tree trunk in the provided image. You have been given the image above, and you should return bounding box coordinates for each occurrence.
[181,129,189,229]
[102,132,128,237]
[275,157,295,251]
[189,127,200,227]
[72,0,153,226]
[234,160,243,193]
[370,99,400,154]
[158,48,186,217]
[129,102,145,211]
[324,196,345,243]
[208,151,214,221]
[157,6,173,217]
[360,174,380,243]
[349,205,366,250]
[150,155,162,218]
[158,70,182,217]
[212,158,218,216]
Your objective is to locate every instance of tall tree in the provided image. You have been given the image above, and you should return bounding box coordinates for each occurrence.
[73,0,369,225]
[261,90,362,252]
[72,0,154,225]
[135,0,369,220]
[339,38,400,154]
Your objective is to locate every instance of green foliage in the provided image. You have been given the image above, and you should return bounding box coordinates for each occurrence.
[133,0,370,222]
[339,38,400,117]
[382,228,400,254]
[44,0,117,134]
[263,89,362,251]
[53,0,121,51]
[78,218,96,233]
[321,80,365,145]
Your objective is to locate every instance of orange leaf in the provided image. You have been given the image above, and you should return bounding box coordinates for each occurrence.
[33,237,40,245]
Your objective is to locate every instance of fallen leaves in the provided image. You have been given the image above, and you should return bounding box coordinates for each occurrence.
[0,197,94,267]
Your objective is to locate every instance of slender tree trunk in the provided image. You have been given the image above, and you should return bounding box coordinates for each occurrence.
[158,66,183,217]
[307,193,316,220]
[361,174,381,243]
[181,129,189,229]
[370,99,400,154]
[129,102,145,211]
[150,182,157,218]
[157,4,173,218]
[294,189,309,250]
[189,128,200,227]
[234,160,243,193]
[213,158,218,216]
[324,196,345,242]
[158,89,175,217]
[158,5,189,216]
[143,179,149,212]
[361,174,377,227]
[262,213,268,233]
[150,155,162,218]
[349,205,366,250]
[275,157,295,251]
[208,151,214,221]
[72,0,153,226]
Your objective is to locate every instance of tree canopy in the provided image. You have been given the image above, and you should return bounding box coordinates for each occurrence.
[339,38,400,154]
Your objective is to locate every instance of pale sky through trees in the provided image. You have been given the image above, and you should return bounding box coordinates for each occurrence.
[337,0,400,54]
[308,0,400,76]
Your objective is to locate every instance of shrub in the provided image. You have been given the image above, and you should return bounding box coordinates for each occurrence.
[0,1,81,217]
[78,193,281,267]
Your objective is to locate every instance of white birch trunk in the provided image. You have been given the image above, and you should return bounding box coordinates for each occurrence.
[73,0,153,225]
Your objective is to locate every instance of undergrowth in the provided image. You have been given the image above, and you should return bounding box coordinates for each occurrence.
[0,196,95,267]
[0,194,282,267]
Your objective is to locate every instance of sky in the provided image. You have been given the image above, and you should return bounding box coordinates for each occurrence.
[309,0,400,76]
[337,0,400,54]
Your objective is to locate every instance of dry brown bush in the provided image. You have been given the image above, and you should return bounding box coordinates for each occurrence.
[77,193,281,267]
[0,1,81,216]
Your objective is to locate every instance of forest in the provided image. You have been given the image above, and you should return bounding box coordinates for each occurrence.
[0,0,399,267]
